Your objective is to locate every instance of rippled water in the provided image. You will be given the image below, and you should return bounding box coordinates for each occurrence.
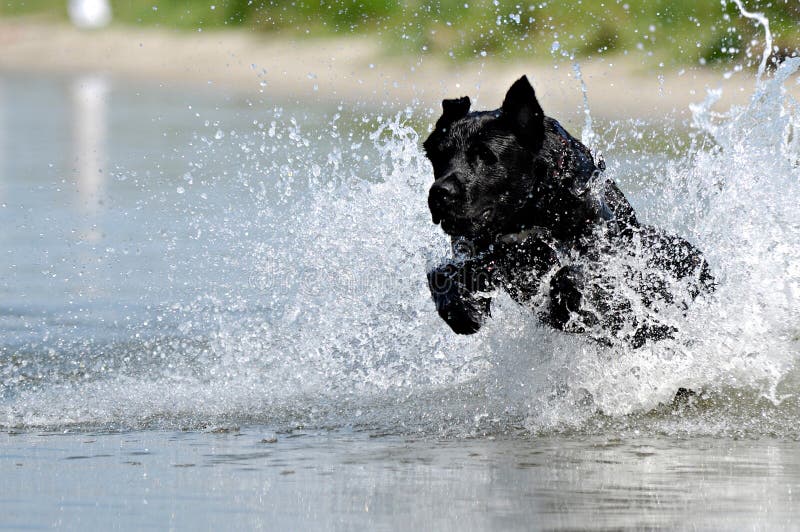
[3,429,800,530]
[0,52,799,526]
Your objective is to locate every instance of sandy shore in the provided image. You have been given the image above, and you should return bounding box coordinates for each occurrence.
[0,18,795,121]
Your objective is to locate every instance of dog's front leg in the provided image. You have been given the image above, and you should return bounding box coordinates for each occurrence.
[427,260,493,334]
[546,265,592,332]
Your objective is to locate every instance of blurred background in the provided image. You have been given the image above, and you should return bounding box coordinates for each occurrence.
[1,0,798,118]
[2,0,799,64]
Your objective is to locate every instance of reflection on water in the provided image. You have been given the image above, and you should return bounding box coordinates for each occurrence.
[1,429,799,530]
[0,80,4,202]
[71,74,108,240]
[0,72,276,344]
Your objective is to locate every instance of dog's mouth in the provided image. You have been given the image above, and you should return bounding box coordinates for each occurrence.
[434,212,492,240]
[439,216,469,235]
[438,217,455,233]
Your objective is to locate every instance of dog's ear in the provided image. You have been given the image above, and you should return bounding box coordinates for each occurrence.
[501,76,545,149]
[425,97,471,157]
[436,96,471,130]
[442,97,471,122]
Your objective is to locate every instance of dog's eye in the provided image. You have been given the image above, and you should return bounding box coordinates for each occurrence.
[468,144,497,165]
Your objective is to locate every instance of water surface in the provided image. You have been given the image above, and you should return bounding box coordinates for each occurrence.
[3,430,800,530]
[1,65,799,528]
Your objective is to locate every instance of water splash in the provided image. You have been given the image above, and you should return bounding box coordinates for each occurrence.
[730,0,772,82]
[572,62,597,152]
[2,45,800,438]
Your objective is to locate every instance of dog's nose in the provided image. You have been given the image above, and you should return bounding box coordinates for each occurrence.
[428,177,461,224]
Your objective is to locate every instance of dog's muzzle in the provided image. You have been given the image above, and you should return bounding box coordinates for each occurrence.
[428,177,461,225]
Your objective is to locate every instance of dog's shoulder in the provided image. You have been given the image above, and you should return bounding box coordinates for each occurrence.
[525,117,640,236]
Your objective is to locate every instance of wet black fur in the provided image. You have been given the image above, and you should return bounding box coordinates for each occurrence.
[425,76,714,347]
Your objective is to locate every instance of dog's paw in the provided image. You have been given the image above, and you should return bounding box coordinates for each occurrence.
[439,303,487,334]
[427,263,491,334]
[427,263,457,299]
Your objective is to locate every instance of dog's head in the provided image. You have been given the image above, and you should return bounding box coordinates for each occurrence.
[424,75,547,244]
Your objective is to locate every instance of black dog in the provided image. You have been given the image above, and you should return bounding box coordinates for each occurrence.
[425,76,713,347]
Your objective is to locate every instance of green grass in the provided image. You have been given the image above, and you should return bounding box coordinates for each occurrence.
[2,0,798,68]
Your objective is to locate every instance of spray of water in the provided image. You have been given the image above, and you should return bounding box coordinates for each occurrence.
[572,62,597,152]
[730,0,773,82]
[2,10,800,437]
